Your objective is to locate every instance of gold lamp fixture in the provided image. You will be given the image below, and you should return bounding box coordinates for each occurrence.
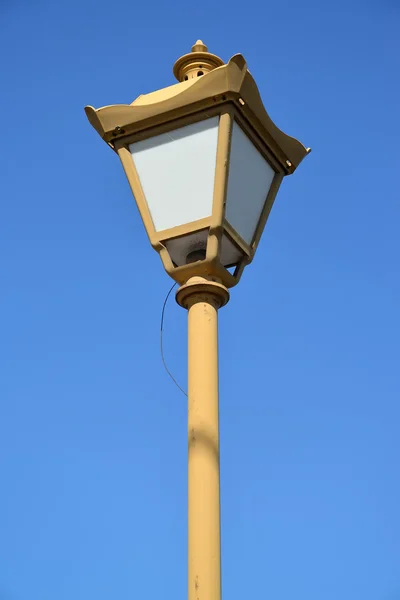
[85,41,310,289]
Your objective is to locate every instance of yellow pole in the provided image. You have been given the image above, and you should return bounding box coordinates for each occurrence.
[176,277,229,600]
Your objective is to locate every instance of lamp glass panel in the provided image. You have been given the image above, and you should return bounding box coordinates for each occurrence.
[164,229,244,268]
[165,230,208,267]
[225,121,276,245]
[220,233,243,267]
[129,117,219,232]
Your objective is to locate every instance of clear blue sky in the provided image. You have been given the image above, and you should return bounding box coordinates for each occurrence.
[1,0,399,598]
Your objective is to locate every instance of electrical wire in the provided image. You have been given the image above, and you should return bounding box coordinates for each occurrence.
[160,282,188,397]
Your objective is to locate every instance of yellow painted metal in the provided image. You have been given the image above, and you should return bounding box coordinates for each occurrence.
[188,297,220,600]
[176,277,229,600]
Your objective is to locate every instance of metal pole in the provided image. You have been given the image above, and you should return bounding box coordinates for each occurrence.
[176,277,229,600]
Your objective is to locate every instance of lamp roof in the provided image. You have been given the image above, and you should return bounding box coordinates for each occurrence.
[85,48,310,173]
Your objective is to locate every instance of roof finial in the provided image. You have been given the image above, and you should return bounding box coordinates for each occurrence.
[192,40,208,53]
[173,40,224,82]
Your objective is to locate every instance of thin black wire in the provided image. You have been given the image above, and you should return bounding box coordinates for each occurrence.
[160,282,188,397]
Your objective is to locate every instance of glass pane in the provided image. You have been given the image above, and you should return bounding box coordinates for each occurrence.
[225,121,276,245]
[129,117,219,232]
[220,232,243,267]
[165,230,208,267]
[165,229,244,268]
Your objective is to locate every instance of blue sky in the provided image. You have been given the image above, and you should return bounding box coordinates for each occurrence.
[0,0,399,598]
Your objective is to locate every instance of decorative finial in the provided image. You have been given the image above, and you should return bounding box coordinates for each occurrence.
[192,40,207,53]
[173,40,224,83]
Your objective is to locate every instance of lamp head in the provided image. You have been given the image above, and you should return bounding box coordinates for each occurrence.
[85,42,310,288]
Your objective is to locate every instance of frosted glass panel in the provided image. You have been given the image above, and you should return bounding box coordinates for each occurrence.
[165,229,244,267]
[220,233,243,267]
[226,122,276,245]
[165,230,208,267]
[129,117,219,232]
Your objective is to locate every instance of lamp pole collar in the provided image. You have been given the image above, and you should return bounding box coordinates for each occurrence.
[176,276,230,310]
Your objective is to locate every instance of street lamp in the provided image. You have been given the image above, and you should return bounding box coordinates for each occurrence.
[85,40,309,600]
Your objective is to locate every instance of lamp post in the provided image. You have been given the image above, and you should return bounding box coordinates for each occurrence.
[85,40,309,600]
